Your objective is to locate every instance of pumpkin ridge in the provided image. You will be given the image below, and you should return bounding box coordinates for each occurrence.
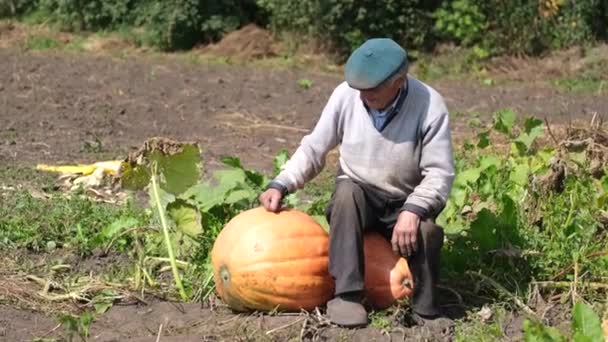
[245,282,332,300]
[234,255,329,271]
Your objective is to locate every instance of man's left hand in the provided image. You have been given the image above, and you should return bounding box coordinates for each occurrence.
[392,211,421,257]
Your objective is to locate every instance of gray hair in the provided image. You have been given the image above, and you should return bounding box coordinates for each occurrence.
[387,62,409,83]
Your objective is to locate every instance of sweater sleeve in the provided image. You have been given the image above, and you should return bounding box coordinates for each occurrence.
[273,85,345,193]
[403,97,455,218]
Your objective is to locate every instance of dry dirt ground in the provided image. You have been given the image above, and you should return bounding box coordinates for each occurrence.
[1,27,608,341]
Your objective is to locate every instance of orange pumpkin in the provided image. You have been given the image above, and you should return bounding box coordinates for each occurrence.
[211,207,414,312]
[363,232,414,309]
[211,207,335,312]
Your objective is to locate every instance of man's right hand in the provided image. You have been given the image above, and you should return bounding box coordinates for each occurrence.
[259,188,283,212]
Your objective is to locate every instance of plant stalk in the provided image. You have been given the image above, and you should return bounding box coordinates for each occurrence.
[151,167,188,301]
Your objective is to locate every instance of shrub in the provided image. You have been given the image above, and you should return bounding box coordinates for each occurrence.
[257,0,440,59]
[433,0,487,46]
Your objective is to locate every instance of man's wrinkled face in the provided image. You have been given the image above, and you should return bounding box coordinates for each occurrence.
[359,76,404,110]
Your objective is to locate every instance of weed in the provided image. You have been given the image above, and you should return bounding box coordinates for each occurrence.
[369,310,393,330]
[297,78,313,90]
[25,35,60,50]
[453,305,508,341]
[0,189,145,255]
[59,312,94,342]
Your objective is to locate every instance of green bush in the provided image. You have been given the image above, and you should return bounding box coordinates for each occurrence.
[36,0,133,31]
[476,0,603,55]
[433,0,487,46]
[258,0,441,59]
[0,0,34,18]
[134,0,203,51]
[10,0,265,51]
[3,0,608,56]
[136,0,265,50]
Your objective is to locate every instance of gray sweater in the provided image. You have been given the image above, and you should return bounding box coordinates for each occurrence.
[274,75,455,218]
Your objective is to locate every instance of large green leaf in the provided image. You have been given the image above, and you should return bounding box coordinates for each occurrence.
[225,188,256,205]
[220,156,243,169]
[515,119,544,155]
[454,167,481,187]
[182,182,229,211]
[150,144,201,195]
[214,168,247,188]
[479,155,502,171]
[167,200,203,237]
[493,108,517,135]
[510,162,530,186]
[181,168,249,211]
[572,301,603,342]
[450,187,467,208]
[120,139,202,194]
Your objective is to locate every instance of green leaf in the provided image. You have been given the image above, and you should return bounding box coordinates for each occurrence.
[182,182,228,211]
[149,185,176,218]
[500,195,518,228]
[479,155,501,170]
[600,175,608,192]
[313,215,329,232]
[454,167,481,187]
[181,168,248,211]
[225,188,255,204]
[150,144,201,195]
[477,131,490,148]
[120,162,151,191]
[493,108,517,135]
[524,117,544,134]
[510,162,530,186]
[470,209,499,251]
[523,319,566,342]
[450,187,467,207]
[167,201,203,237]
[572,301,603,342]
[245,170,267,188]
[220,156,243,169]
[515,119,543,154]
[94,301,113,314]
[273,149,290,175]
[102,217,139,240]
[214,168,247,188]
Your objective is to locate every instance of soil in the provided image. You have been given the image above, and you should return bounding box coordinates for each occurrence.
[1,24,607,341]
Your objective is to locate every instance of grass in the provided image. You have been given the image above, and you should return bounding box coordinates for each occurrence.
[453,305,510,341]
[554,77,607,94]
[25,34,60,50]
[0,186,145,254]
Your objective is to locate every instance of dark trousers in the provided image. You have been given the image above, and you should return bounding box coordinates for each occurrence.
[325,178,444,317]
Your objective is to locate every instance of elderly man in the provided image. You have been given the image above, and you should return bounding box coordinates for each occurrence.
[259,38,455,327]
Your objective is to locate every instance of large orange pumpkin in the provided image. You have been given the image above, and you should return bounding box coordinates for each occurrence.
[211,207,335,312]
[363,232,414,309]
[211,207,414,312]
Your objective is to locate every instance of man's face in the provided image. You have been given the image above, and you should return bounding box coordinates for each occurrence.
[359,76,404,110]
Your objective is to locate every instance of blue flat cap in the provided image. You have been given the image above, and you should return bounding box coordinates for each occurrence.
[344,38,408,90]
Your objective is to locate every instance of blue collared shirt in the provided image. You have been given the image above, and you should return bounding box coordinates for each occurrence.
[367,87,406,131]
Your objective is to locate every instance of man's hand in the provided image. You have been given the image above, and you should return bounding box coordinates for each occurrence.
[391,211,421,257]
[259,188,283,212]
